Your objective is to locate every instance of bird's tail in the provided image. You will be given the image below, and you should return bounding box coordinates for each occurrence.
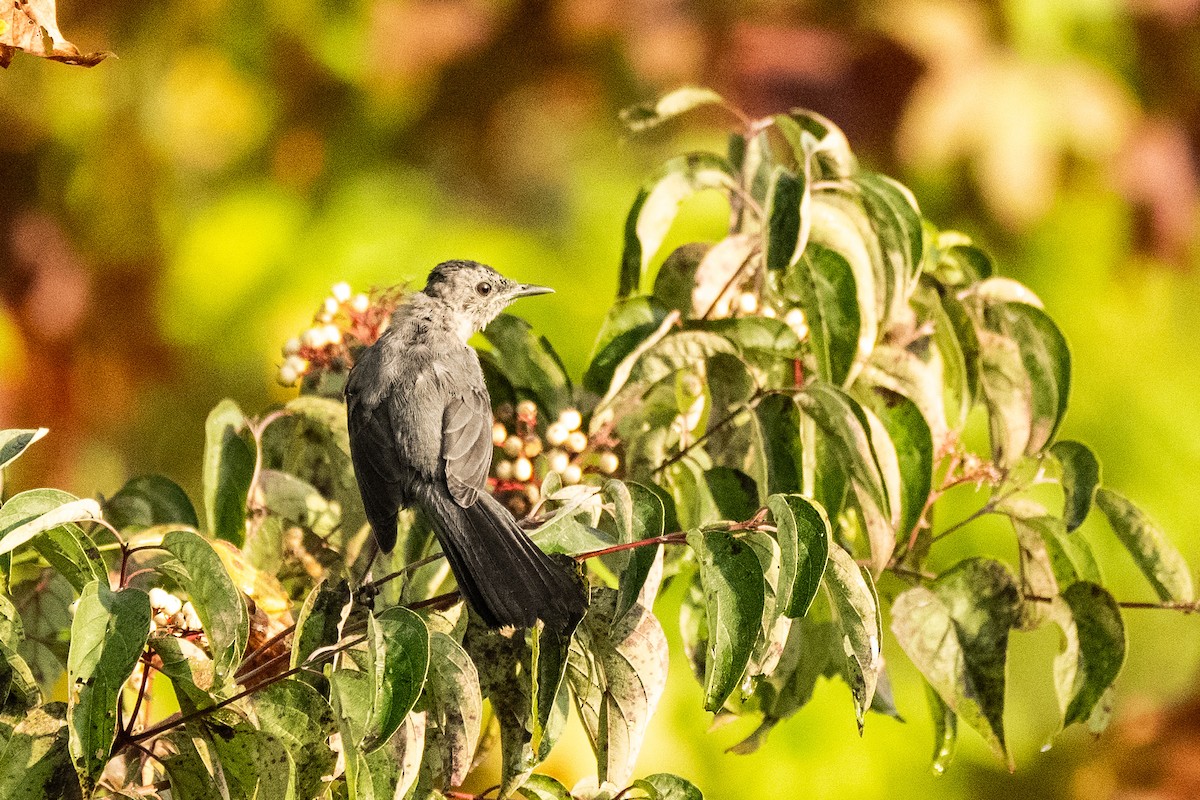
[418,488,587,631]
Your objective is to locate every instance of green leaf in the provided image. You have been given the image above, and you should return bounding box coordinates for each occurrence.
[464,619,554,796]
[767,494,830,618]
[619,87,727,132]
[1050,440,1101,532]
[592,330,737,432]
[634,773,704,800]
[532,516,614,556]
[975,327,1030,469]
[777,110,857,179]
[202,399,254,546]
[860,389,933,547]
[251,679,338,800]
[147,634,221,713]
[104,474,199,530]
[982,301,1071,457]
[420,631,482,789]
[686,529,765,711]
[160,729,225,799]
[856,172,923,312]
[204,720,291,800]
[67,580,151,793]
[530,619,574,763]
[291,577,351,694]
[763,167,808,273]
[755,395,805,495]
[517,774,573,800]
[483,314,573,418]
[361,607,430,752]
[613,482,666,624]
[797,382,889,518]
[0,492,101,557]
[890,558,1021,766]
[703,467,758,521]
[789,243,860,385]
[1048,582,1126,731]
[566,588,669,787]
[929,231,993,286]
[1006,510,1101,627]
[823,546,882,730]
[0,428,47,471]
[1095,488,1194,602]
[618,153,736,298]
[159,529,250,683]
[924,680,957,775]
[585,297,671,394]
[0,488,107,592]
[0,704,76,799]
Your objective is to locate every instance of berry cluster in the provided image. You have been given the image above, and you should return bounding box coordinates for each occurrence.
[490,400,621,517]
[278,281,404,387]
[147,587,203,635]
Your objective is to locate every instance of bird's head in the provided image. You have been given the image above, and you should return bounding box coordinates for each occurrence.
[423,260,553,337]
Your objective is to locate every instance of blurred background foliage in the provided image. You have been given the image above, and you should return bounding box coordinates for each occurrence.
[2,0,1200,798]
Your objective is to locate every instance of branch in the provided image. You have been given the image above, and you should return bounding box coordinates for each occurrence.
[1024,594,1200,612]
[574,532,689,562]
[129,632,367,745]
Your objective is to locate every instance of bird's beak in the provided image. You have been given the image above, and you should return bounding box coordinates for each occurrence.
[513,283,554,297]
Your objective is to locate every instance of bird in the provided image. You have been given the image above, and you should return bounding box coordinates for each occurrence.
[344,260,587,631]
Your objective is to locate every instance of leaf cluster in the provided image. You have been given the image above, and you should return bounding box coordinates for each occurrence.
[0,89,1194,798]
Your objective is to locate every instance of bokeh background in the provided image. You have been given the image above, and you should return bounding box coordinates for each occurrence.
[3,1,1200,798]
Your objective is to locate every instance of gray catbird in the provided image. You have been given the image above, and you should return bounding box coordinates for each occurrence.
[345,260,587,631]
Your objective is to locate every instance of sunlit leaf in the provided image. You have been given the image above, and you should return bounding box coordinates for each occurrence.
[823,546,882,730]
[517,773,573,800]
[686,530,764,711]
[159,529,250,683]
[0,703,74,798]
[613,482,666,624]
[202,399,253,546]
[0,0,111,67]
[788,243,860,386]
[291,577,351,694]
[767,494,830,619]
[634,773,704,800]
[1095,489,1194,603]
[585,296,671,394]
[67,581,151,793]
[251,679,337,800]
[860,389,932,549]
[1050,440,1101,532]
[797,382,889,518]
[0,488,107,592]
[618,153,736,297]
[483,314,573,418]
[420,631,482,789]
[924,680,957,775]
[148,634,221,714]
[0,428,47,471]
[567,588,669,787]
[983,301,1071,457]
[891,558,1021,767]
[1048,582,1126,731]
[619,87,728,132]
[361,607,430,753]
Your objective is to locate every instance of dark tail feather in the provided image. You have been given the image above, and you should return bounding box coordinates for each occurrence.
[419,489,587,631]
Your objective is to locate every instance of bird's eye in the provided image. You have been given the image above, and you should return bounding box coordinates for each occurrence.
[476,282,493,297]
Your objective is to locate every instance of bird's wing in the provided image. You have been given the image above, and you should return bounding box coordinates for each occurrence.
[441,381,493,508]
